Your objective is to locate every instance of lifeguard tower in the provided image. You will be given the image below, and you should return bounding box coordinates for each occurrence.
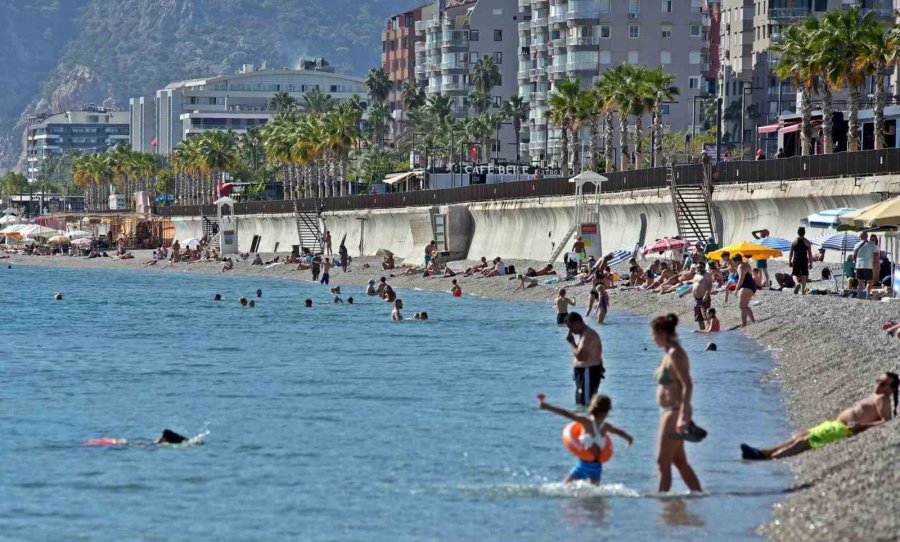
[548,170,608,263]
[215,197,238,254]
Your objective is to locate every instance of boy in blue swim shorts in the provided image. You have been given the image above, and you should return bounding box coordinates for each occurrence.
[538,394,634,484]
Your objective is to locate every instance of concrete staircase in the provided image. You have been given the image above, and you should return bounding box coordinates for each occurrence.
[670,165,715,245]
[294,202,323,254]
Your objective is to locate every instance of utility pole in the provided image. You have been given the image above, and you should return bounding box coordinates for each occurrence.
[715,96,723,164]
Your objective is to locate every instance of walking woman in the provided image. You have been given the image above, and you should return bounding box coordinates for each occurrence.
[788,227,813,294]
[733,254,757,327]
[652,314,702,494]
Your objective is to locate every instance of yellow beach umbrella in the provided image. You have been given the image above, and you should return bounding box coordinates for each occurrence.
[706,241,783,260]
[48,235,70,244]
[847,196,900,228]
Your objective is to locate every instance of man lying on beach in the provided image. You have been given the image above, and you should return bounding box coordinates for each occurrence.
[740,372,898,460]
[464,257,489,276]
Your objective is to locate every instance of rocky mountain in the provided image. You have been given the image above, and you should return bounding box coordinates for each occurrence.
[0,0,420,171]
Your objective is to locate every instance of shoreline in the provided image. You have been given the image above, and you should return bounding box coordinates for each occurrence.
[7,251,900,540]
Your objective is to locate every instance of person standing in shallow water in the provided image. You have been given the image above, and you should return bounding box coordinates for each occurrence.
[651,313,702,494]
[565,312,604,406]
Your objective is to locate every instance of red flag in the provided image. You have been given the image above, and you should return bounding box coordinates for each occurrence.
[469,145,477,161]
[151,138,157,147]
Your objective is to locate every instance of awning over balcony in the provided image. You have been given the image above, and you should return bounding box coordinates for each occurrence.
[757,124,779,134]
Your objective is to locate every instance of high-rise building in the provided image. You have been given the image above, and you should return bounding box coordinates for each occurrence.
[24,105,129,182]
[383,5,432,142]
[519,0,713,165]
[415,0,521,162]
[141,60,367,156]
[719,0,897,145]
[129,96,156,153]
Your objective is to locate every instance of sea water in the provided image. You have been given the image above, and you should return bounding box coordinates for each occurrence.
[0,266,790,541]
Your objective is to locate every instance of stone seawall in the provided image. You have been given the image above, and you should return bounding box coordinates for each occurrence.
[172,175,898,263]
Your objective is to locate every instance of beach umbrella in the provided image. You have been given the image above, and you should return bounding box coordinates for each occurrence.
[604,249,633,267]
[757,237,791,251]
[48,235,70,245]
[641,238,688,255]
[811,232,859,252]
[707,241,782,260]
[0,214,19,225]
[844,196,900,228]
[71,238,92,248]
[801,208,856,229]
[1,231,24,241]
[182,238,201,248]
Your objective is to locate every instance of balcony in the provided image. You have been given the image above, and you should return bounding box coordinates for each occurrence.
[548,13,567,26]
[427,84,441,94]
[532,90,548,102]
[441,39,469,51]
[548,65,568,74]
[767,7,811,19]
[551,37,567,50]
[532,41,548,52]
[425,18,442,29]
[529,67,547,81]
[441,61,468,73]
[441,81,468,93]
[519,0,531,7]
[567,9,600,23]
[415,21,425,33]
[566,61,597,73]
[531,15,548,27]
[531,0,549,5]
[519,21,532,33]
[414,42,425,54]
[567,35,599,47]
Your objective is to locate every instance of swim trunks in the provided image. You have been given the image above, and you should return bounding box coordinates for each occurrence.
[693,297,705,322]
[557,313,567,325]
[569,459,602,482]
[806,420,851,449]
[574,365,604,406]
[320,273,330,285]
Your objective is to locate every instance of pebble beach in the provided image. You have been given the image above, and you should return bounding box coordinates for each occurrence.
[6,250,899,540]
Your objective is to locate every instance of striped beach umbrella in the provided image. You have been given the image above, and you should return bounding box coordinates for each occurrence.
[641,237,688,255]
[811,232,858,252]
[801,208,856,229]
[604,249,633,267]
[758,237,791,252]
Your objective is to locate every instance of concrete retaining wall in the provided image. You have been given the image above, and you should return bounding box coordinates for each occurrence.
[170,175,898,264]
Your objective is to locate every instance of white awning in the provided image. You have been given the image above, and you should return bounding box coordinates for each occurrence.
[382,171,422,185]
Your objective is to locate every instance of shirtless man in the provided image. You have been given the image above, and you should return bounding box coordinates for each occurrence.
[686,264,712,330]
[391,298,404,320]
[656,268,695,294]
[646,263,675,290]
[740,372,898,460]
[465,257,489,276]
[555,288,576,324]
[565,312,604,406]
[376,277,388,297]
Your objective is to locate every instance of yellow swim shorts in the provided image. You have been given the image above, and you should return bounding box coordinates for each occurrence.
[806,420,851,449]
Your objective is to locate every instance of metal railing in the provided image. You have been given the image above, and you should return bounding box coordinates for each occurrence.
[154,149,900,218]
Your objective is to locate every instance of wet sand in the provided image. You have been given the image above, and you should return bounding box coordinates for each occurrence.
[6,250,900,540]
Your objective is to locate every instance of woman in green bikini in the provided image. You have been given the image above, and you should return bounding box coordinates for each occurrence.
[652,314,703,493]
[741,372,898,460]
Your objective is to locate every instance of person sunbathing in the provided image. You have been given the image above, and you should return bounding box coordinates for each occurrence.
[513,273,539,292]
[221,258,234,273]
[464,257,489,276]
[740,372,898,460]
[533,264,555,276]
[382,254,395,270]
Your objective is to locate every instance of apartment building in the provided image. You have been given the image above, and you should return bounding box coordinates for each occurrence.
[518,0,712,165]
[129,96,156,153]
[414,0,520,162]
[141,60,367,156]
[24,105,129,182]
[383,5,436,141]
[719,0,897,144]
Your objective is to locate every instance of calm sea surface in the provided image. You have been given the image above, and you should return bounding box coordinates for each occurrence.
[1,265,790,541]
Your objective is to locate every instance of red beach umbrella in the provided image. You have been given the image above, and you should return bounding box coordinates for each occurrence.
[641,237,688,255]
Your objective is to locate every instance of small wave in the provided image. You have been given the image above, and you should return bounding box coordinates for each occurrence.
[463,481,643,499]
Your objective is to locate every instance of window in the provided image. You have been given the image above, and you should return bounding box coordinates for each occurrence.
[689,76,701,89]
[629,0,640,15]
[470,29,479,41]
[662,0,672,13]
[660,51,671,64]
[470,51,479,62]
[689,50,701,64]
[661,24,671,38]
[493,8,503,15]
[627,51,639,64]
[690,24,701,37]
[207,97,217,105]
[494,29,503,41]
[494,52,503,64]
[492,95,502,108]
[661,104,670,115]
[599,51,611,64]
[600,25,611,38]
[628,24,640,38]
[599,0,610,13]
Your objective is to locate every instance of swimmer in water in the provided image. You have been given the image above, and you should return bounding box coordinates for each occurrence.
[54,292,62,300]
[391,298,404,320]
[693,308,720,334]
[304,299,313,307]
[239,296,248,306]
[156,429,188,444]
[538,394,633,485]
[256,289,262,298]
[347,297,354,304]
[451,279,462,297]
[248,300,256,308]
[214,293,222,301]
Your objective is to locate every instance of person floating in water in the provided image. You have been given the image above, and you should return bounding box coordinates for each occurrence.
[741,372,898,460]
[156,429,188,444]
[538,394,633,484]
[84,429,190,447]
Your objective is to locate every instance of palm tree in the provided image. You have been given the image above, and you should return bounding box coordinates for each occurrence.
[593,73,617,173]
[365,67,393,106]
[470,56,502,97]
[269,91,297,113]
[802,16,837,154]
[605,64,639,170]
[400,78,425,110]
[197,131,239,203]
[302,88,335,115]
[644,66,680,167]
[819,5,871,152]
[501,96,529,167]
[467,90,492,114]
[325,105,362,196]
[367,103,390,150]
[545,79,582,177]
[855,16,899,150]
[771,23,816,156]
